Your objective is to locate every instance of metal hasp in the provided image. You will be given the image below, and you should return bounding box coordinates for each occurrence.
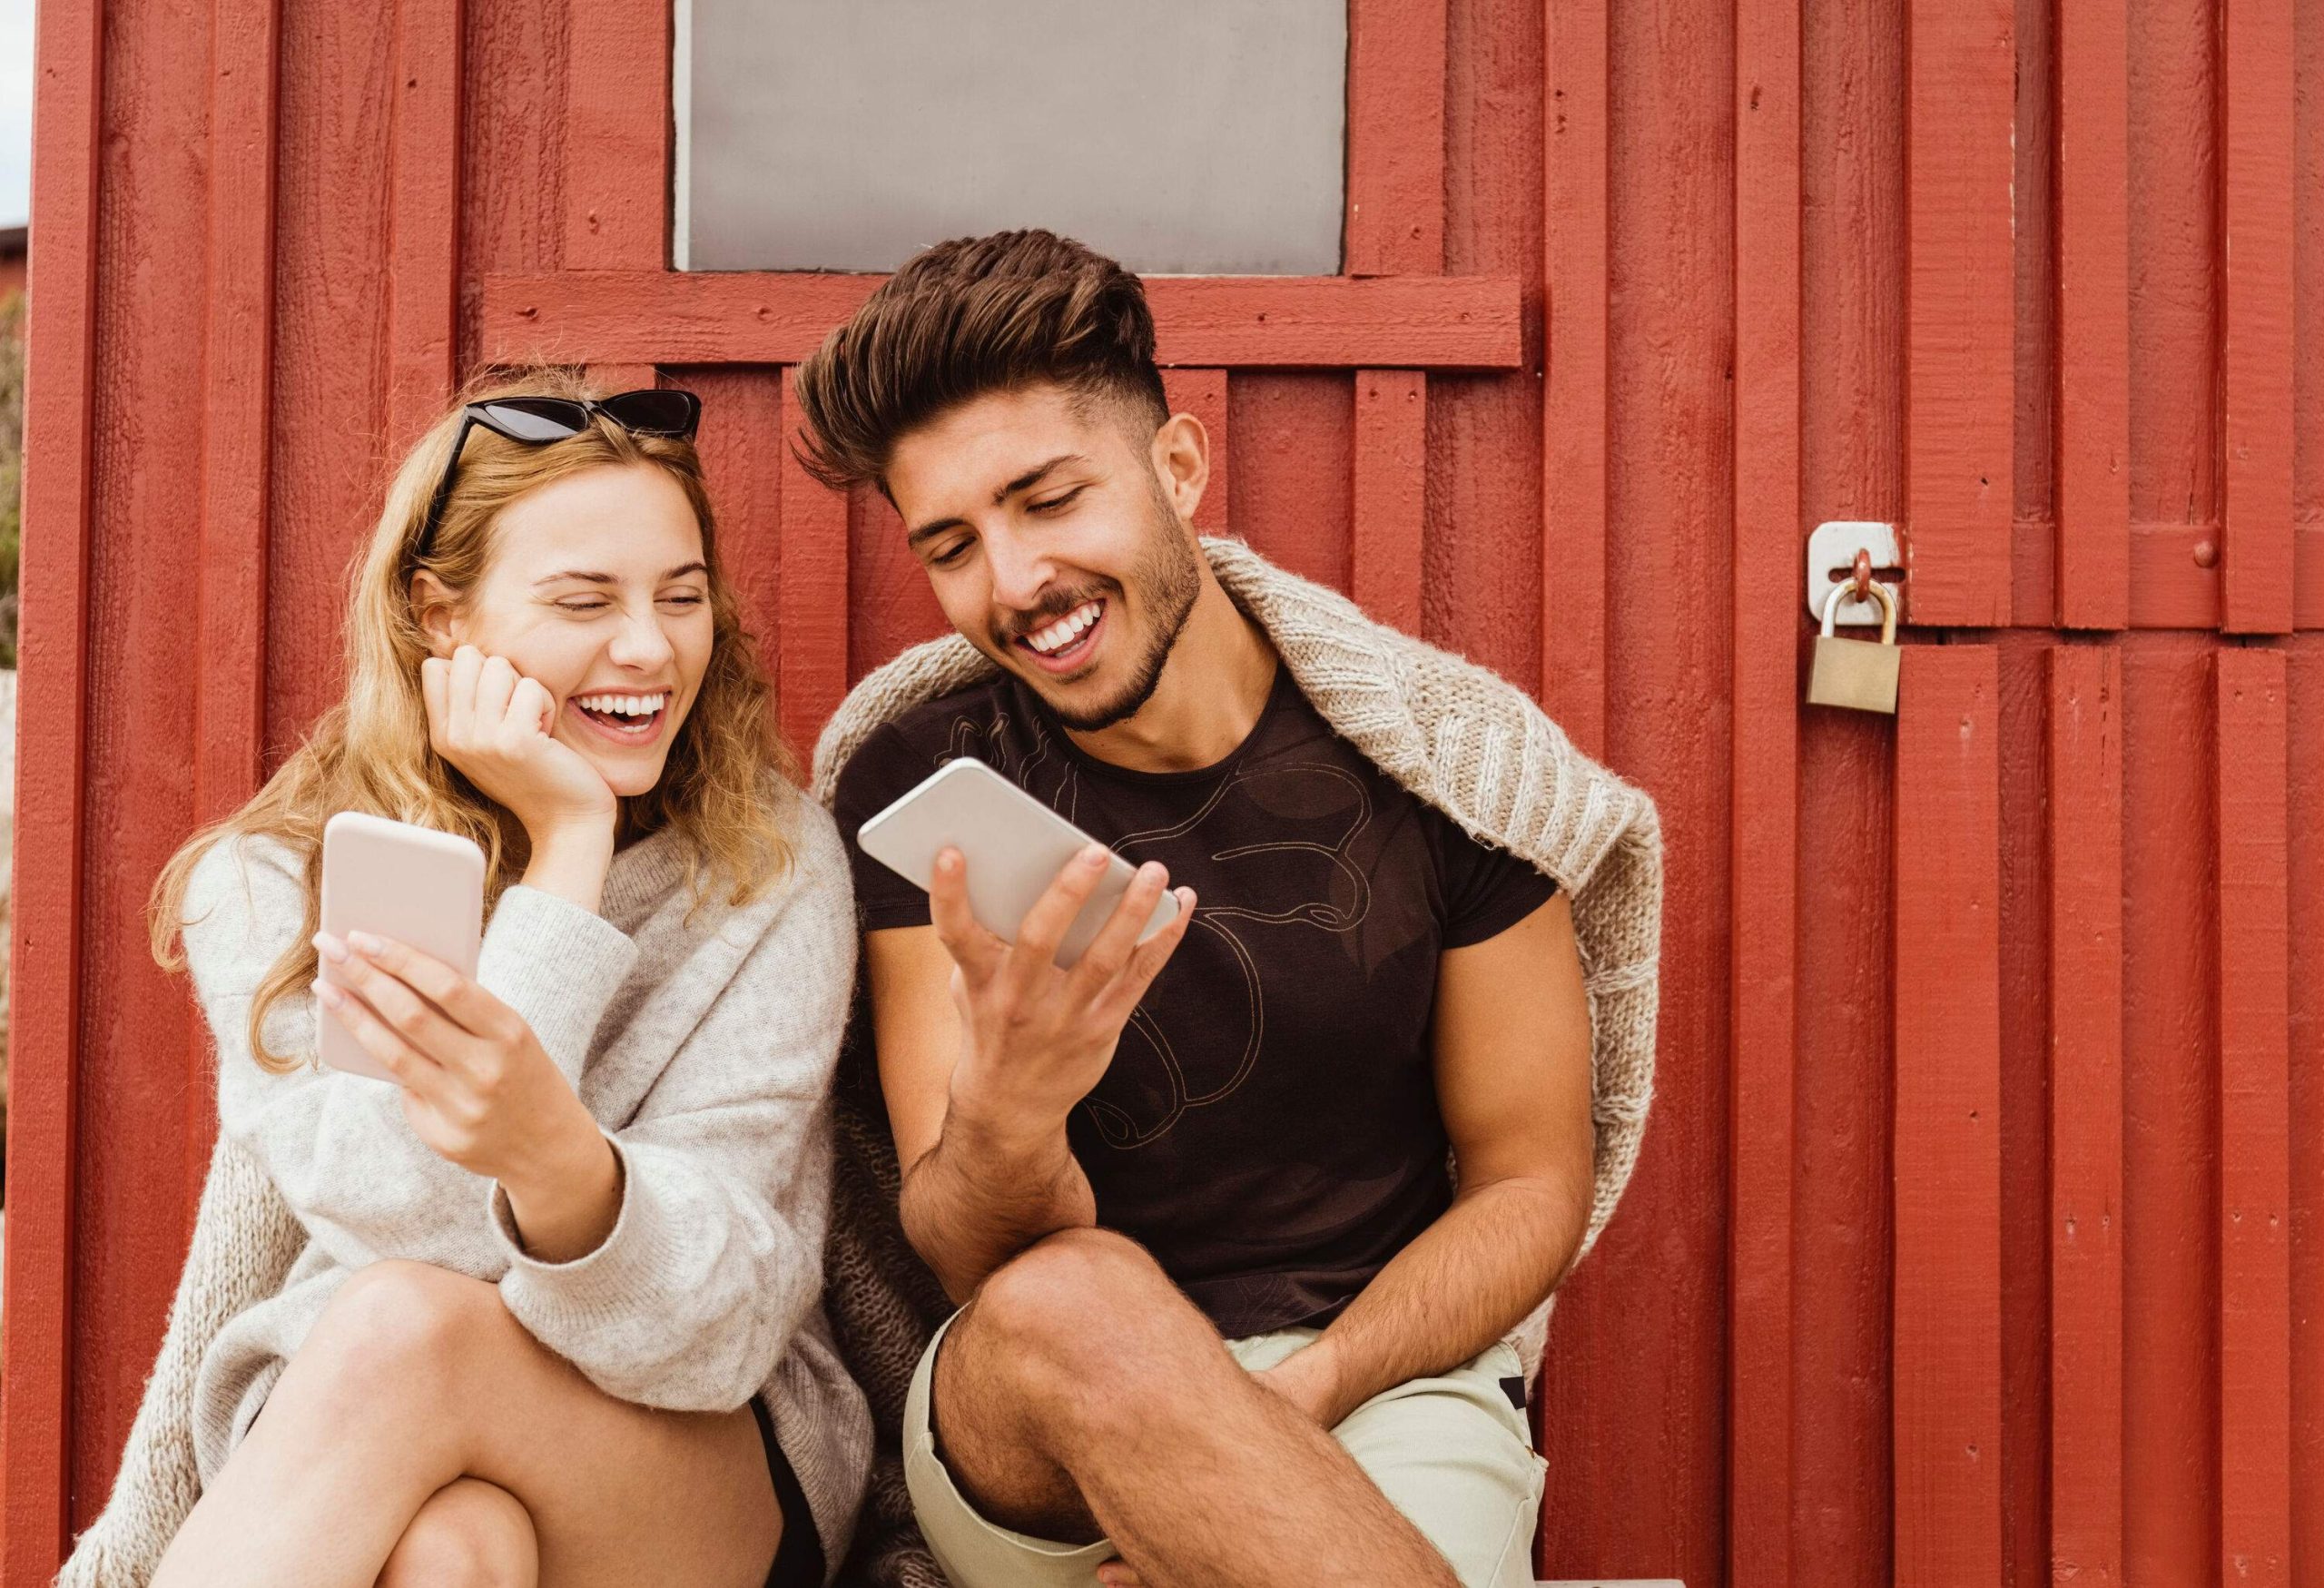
[1807,519,1908,626]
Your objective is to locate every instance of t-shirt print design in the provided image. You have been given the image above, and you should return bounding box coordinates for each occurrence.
[938,705,1377,1150]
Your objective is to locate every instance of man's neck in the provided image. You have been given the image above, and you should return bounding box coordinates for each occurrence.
[1059,569,1278,774]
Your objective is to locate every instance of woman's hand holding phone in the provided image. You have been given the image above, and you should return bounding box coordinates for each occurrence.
[421,644,619,911]
[310,925,620,1262]
[932,841,1196,1144]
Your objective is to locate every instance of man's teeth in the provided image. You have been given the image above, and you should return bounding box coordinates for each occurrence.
[576,691,667,717]
[1025,602,1101,656]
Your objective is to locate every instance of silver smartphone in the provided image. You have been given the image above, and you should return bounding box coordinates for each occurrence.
[318,811,486,1080]
[854,757,1179,968]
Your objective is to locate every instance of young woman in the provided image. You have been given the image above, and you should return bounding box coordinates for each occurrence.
[137,372,867,1587]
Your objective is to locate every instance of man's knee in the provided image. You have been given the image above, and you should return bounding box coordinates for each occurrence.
[959,1228,1218,1412]
[377,1479,537,1588]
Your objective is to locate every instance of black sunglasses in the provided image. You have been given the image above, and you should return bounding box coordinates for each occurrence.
[415,388,704,558]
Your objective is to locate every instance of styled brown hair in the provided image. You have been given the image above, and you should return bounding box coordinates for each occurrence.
[792,229,1170,491]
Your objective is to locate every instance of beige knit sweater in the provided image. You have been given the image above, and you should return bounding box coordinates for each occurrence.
[811,535,1663,1587]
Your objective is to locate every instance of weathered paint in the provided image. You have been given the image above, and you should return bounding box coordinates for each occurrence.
[5,0,2320,1583]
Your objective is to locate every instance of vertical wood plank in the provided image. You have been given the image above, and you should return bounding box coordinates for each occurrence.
[1352,370,1424,633]
[1728,0,1798,1579]
[1541,0,1608,754]
[564,0,669,271]
[2047,644,2125,1588]
[1,0,103,1576]
[2214,648,2292,1587]
[190,0,280,1221]
[777,368,851,763]
[1904,0,2013,626]
[1892,645,2004,1586]
[566,0,666,394]
[1160,368,1230,534]
[1344,0,1445,277]
[385,0,462,448]
[2053,0,2131,630]
[2220,0,2296,634]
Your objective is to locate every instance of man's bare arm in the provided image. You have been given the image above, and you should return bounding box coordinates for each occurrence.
[865,844,1195,1302]
[1256,892,1595,1426]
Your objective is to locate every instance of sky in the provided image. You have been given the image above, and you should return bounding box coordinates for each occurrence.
[2,0,30,230]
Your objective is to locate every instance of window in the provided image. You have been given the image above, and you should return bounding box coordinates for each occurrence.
[676,0,1347,275]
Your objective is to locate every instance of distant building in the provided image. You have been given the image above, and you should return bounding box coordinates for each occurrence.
[0,224,24,305]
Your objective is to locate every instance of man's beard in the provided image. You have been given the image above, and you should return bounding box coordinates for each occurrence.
[1028,482,1202,734]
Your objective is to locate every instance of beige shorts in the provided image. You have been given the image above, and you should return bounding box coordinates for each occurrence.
[901,1312,1549,1588]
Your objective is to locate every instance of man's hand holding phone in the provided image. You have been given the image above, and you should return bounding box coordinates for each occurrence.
[931,841,1196,1143]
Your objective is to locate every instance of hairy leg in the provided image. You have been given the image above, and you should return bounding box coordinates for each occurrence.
[154,1261,781,1588]
[375,1478,537,1588]
[931,1228,1456,1588]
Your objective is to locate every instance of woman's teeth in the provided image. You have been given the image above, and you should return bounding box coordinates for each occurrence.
[576,691,666,716]
[1021,601,1102,656]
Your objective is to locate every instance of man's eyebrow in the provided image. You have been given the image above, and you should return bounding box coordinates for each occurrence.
[905,454,1090,548]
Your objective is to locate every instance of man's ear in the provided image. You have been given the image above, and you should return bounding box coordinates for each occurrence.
[409,571,463,656]
[1151,411,1209,526]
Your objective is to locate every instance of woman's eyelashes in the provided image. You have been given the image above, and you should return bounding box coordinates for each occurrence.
[552,591,706,615]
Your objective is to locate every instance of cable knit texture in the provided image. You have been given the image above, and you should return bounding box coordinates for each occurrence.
[55,780,872,1587]
[810,536,1664,1588]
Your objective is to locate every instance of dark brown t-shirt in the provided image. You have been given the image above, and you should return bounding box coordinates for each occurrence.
[832,661,1557,1338]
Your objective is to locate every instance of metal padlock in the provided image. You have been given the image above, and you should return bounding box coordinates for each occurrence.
[1807,578,1900,714]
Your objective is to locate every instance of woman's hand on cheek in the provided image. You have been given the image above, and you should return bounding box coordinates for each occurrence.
[311,927,599,1189]
[422,644,617,844]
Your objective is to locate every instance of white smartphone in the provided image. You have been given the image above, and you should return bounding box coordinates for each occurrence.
[318,811,487,1080]
[855,757,1180,969]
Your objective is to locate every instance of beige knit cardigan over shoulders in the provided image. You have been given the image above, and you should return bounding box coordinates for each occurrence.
[812,535,1663,1588]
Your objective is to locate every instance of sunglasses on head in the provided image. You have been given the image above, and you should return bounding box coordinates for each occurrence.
[415,388,704,558]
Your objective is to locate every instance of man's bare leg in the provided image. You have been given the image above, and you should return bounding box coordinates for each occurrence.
[931,1228,1457,1588]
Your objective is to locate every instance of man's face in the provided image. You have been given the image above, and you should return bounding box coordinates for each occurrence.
[885,384,1204,733]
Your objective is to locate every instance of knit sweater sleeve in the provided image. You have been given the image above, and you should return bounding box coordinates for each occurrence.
[484,803,858,1413]
[183,834,636,1276]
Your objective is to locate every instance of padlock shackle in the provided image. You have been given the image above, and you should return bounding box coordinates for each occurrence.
[1820,577,1897,643]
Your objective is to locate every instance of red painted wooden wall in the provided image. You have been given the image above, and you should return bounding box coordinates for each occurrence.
[5,0,2319,1584]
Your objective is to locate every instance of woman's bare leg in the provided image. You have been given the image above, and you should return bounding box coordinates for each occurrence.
[376,1479,537,1587]
[153,1261,783,1588]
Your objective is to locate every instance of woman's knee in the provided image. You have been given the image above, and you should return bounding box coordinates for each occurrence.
[377,1478,537,1588]
[298,1260,513,1408]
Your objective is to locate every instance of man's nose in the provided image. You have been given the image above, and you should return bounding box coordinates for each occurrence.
[982,534,1055,612]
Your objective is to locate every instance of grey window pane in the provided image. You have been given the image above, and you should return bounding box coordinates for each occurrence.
[678,0,1346,275]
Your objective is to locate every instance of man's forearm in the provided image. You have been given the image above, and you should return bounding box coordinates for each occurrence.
[1295,1172,1588,1424]
[899,1106,1098,1301]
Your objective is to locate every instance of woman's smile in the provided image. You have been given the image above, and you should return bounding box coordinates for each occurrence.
[565,688,672,747]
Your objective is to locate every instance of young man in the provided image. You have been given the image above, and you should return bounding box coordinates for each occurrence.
[800,231,1660,1588]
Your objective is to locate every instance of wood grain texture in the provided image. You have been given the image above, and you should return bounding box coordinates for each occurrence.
[2053,0,2131,629]
[2220,0,2297,634]
[1892,645,2004,1586]
[1344,0,1446,276]
[1729,0,1799,1580]
[480,271,1528,371]
[1905,0,2014,626]
[385,0,462,449]
[2047,644,2125,1588]
[562,0,665,271]
[777,368,851,762]
[1352,370,1425,632]
[1540,0,1606,755]
[192,0,280,1227]
[3,0,103,1573]
[2215,648,2293,1586]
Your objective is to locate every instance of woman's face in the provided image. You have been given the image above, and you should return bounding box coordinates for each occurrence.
[427,462,717,800]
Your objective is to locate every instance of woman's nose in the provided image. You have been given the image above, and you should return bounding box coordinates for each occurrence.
[607,607,677,670]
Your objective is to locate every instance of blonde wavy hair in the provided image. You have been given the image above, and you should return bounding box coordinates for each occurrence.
[150,369,802,1070]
